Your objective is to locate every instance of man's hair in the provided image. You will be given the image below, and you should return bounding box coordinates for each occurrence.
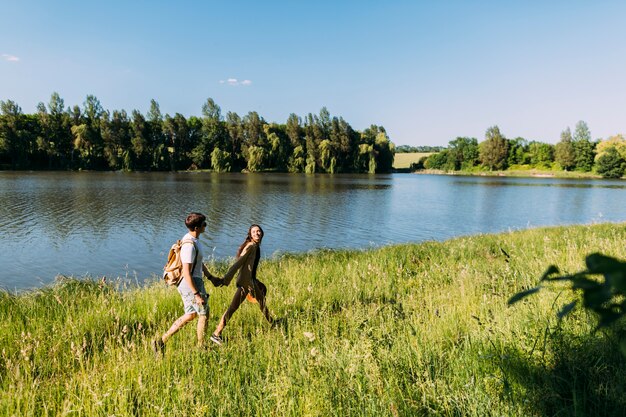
[185,212,206,230]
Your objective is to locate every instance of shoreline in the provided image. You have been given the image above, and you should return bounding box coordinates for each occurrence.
[406,168,613,179]
[5,221,624,294]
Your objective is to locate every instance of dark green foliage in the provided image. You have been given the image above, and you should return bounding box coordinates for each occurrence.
[479,126,509,170]
[424,150,449,170]
[528,141,554,168]
[0,95,394,173]
[555,128,576,170]
[447,137,479,170]
[396,144,444,153]
[507,137,529,166]
[596,147,625,178]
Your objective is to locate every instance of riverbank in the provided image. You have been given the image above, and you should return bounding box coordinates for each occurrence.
[2,224,626,416]
[410,167,615,179]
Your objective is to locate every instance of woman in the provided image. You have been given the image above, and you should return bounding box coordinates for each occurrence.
[210,224,273,345]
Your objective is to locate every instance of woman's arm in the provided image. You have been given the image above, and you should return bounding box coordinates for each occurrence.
[221,243,256,286]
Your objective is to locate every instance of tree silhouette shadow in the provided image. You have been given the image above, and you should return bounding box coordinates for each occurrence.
[493,331,626,416]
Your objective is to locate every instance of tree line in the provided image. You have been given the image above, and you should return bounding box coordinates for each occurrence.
[395,144,444,153]
[419,122,626,178]
[0,93,395,173]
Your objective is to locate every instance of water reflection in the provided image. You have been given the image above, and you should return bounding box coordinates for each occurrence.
[454,177,626,189]
[0,172,624,289]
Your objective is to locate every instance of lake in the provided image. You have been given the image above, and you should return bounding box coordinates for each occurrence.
[1,171,625,290]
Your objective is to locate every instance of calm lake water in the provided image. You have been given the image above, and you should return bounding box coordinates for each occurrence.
[1,171,625,290]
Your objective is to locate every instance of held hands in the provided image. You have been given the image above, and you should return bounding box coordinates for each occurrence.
[205,272,225,287]
[194,293,206,305]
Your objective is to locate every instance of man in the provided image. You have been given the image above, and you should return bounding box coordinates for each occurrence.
[153,212,219,353]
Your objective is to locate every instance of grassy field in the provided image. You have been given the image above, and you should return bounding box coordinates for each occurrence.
[2,224,626,416]
[393,152,432,169]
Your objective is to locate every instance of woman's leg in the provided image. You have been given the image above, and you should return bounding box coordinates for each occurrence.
[214,287,247,336]
[255,291,273,324]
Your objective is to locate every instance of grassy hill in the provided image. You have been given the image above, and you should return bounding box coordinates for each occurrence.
[393,152,432,169]
[2,223,626,416]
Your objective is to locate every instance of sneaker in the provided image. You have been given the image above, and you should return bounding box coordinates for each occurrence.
[210,334,223,346]
[151,339,165,356]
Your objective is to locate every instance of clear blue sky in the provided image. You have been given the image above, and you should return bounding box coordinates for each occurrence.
[2,0,625,146]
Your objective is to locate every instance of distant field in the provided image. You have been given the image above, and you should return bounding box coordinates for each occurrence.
[393,152,433,169]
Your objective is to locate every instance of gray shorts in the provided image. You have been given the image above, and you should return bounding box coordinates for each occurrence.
[177,276,208,316]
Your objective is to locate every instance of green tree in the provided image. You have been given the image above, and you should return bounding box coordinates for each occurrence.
[286,113,303,149]
[447,137,479,170]
[242,111,265,148]
[335,117,358,172]
[226,111,244,170]
[194,98,227,168]
[163,113,189,171]
[555,127,576,171]
[74,95,105,169]
[265,124,290,171]
[0,100,29,169]
[374,130,394,173]
[479,125,508,170]
[35,92,72,169]
[528,141,554,168]
[595,135,626,161]
[210,147,231,172]
[507,137,529,166]
[130,110,150,170]
[424,150,449,170]
[356,143,377,174]
[102,110,132,170]
[246,145,265,172]
[595,147,625,178]
[318,139,335,173]
[573,120,595,172]
[288,145,306,172]
[147,99,166,170]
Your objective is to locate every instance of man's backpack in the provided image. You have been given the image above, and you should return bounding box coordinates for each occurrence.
[163,239,198,286]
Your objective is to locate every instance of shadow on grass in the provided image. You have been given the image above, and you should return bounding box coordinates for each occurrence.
[493,332,626,416]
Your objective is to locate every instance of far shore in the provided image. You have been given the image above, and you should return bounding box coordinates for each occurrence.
[405,168,617,180]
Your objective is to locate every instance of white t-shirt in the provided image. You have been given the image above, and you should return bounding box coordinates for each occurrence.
[179,233,203,278]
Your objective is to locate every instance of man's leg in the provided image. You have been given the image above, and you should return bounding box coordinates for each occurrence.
[162,312,197,343]
[197,314,207,346]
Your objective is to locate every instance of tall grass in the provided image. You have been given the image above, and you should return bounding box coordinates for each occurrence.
[1,223,626,416]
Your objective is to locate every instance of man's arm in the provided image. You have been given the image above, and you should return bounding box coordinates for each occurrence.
[182,262,205,305]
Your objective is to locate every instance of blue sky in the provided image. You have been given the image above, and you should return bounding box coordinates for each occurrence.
[1,0,625,146]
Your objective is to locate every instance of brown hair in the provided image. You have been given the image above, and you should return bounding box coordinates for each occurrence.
[236,224,264,257]
[185,212,206,230]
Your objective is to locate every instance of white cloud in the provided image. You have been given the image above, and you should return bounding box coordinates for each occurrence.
[219,77,252,86]
[2,54,20,62]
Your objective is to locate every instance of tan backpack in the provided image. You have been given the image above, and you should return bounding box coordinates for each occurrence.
[163,239,198,286]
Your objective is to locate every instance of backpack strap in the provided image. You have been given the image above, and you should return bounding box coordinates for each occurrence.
[180,240,200,281]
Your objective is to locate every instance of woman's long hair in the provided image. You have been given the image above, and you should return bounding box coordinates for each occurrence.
[237,224,264,279]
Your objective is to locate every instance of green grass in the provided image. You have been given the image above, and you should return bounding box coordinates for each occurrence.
[393,152,432,169]
[2,224,626,416]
